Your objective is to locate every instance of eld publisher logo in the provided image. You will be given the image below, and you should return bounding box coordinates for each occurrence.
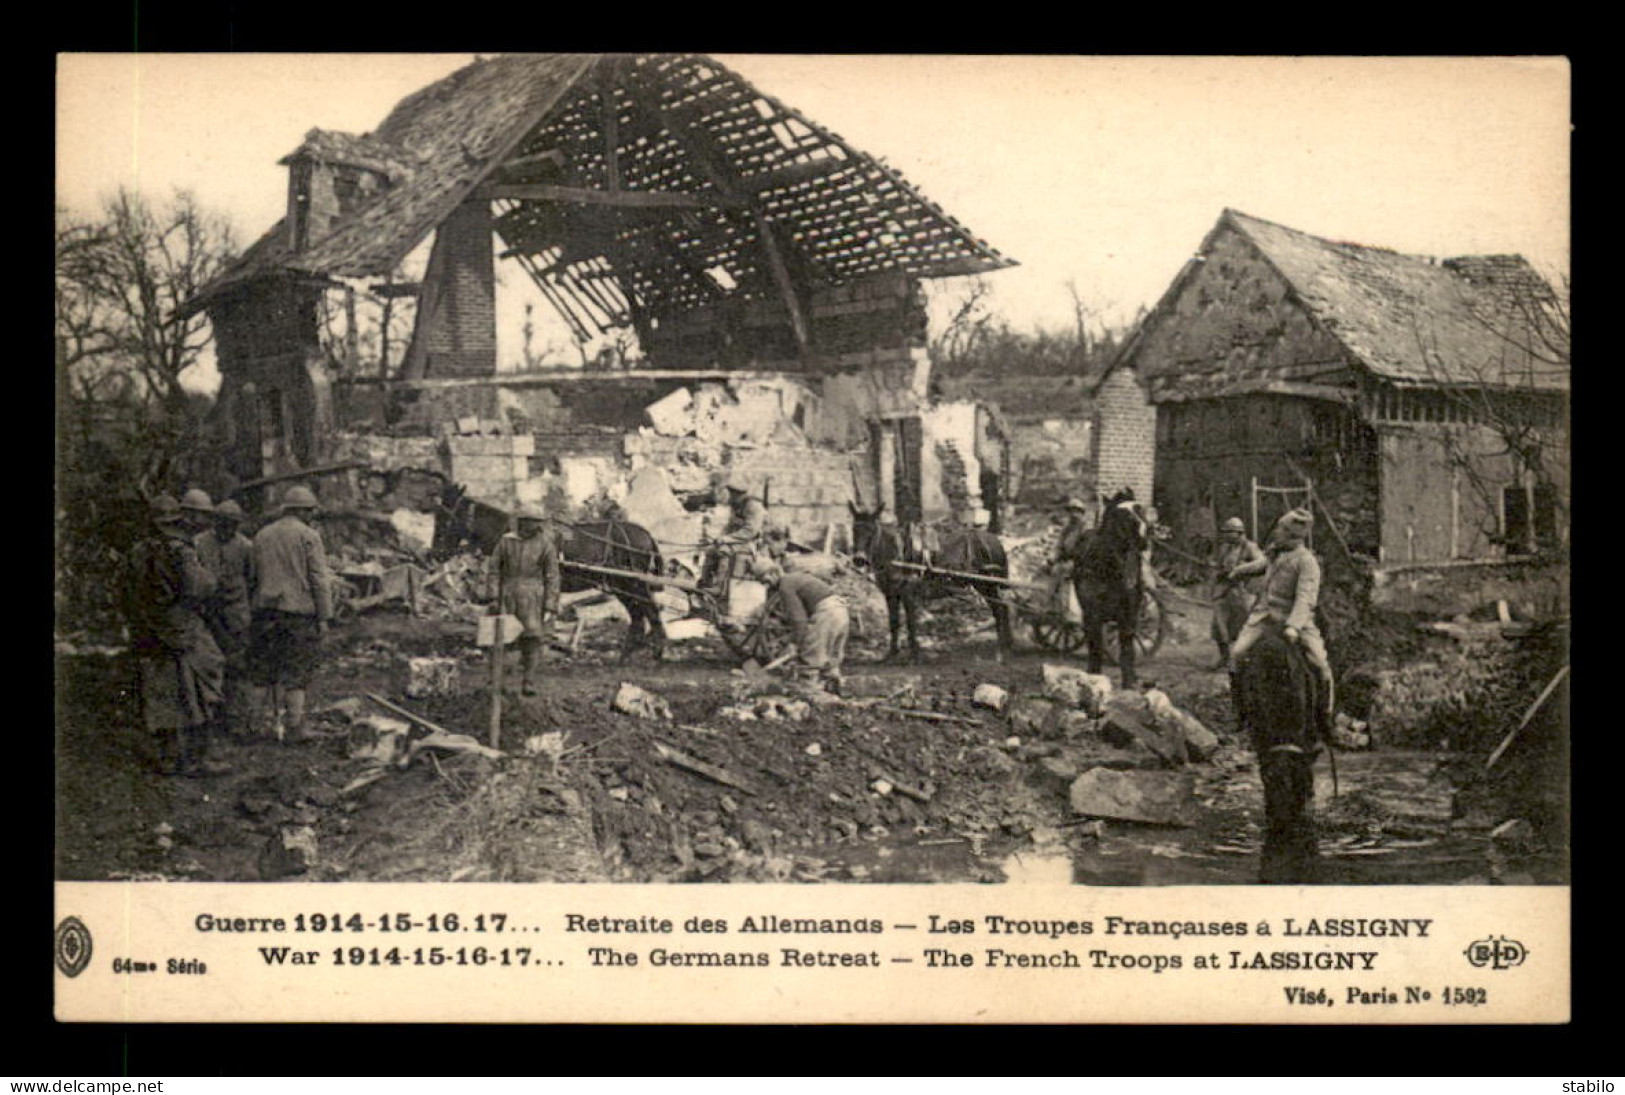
[54,915,93,978]
[1464,935,1528,970]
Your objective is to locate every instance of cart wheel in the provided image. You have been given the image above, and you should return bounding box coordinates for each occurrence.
[1102,589,1168,666]
[716,591,788,664]
[1030,616,1087,653]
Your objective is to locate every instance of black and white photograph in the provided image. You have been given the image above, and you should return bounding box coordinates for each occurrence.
[55,53,1569,893]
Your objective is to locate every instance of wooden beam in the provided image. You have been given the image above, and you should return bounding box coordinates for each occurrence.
[499,148,567,172]
[753,211,811,357]
[482,183,740,210]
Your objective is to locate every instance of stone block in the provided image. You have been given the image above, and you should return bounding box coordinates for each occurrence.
[972,683,1009,711]
[644,387,694,436]
[1101,692,1188,767]
[1068,769,1197,827]
[1007,695,1061,738]
[1144,689,1221,761]
[1041,664,1114,715]
[258,825,319,880]
[612,682,672,720]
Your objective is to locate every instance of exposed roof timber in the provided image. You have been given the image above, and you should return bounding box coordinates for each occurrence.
[617,68,810,352]
[482,182,745,209]
[498,148,568,172]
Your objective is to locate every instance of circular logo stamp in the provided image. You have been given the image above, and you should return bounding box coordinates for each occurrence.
[55,916,93,978]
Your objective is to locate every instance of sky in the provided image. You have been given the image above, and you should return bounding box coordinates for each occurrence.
[56,53,1570,385]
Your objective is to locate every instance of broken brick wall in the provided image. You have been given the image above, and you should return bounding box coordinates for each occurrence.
[1094,365,1156,506]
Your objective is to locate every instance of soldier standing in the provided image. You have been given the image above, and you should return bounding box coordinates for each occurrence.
[127,494,225,776]
[247,485,332,742]
[1208,516,1264,670]
[195,498,257,736]
[486,504,562,696]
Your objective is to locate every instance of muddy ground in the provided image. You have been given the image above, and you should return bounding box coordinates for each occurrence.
[55,591,1566,886]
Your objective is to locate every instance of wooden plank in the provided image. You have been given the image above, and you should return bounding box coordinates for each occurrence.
[484,183,741,210]
[229,460,369,495]
[754,211,811,358]
[562,559,704,594]
[363,693,453,739]
[871,705,984,727]
[1485,665,1569,773]
[654,741,758,796]
[888,561,1046,592]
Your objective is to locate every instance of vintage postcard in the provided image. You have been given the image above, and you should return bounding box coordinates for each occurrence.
[54,53,1570,1023]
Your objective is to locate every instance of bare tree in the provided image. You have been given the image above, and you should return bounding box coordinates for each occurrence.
[1414,269,1570,558]
[56,189,237,417]
[55,190,239,636]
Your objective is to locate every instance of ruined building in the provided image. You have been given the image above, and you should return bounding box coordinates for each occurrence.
[180,53,1015,551]
[1114,209,1569,616]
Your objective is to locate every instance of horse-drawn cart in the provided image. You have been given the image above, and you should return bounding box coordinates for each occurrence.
[558,555,787,663]
[888,560,1167,664]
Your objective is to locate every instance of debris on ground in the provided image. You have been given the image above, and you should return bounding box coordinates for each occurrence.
[972,683,1009,711]
[612,682,673,720]
[401,656,461,698]
[1040,664,1113,715]
[258,825,319,880]
[1069,769,1198,827]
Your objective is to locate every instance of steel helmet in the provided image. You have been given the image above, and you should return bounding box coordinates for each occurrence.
[1276,508,1313,534]
[514,503,547,523]
[180,488,215,514]
[215,499,245,521]
[281,485,319,512]
[724,474,750,494]
[1065,496,1089,512]
[1221,517,1246,533]
[150,494,184,524]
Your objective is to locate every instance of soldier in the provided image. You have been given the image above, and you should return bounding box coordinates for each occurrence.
[126,494,225,776]
[703,475,768,589]
[195,499,256,736]
[1054,496,1093,614]
[1227,507,1335,717]
[754,559,849,694]
[247,485,332,742]
[486,504,562,696]
[1208,516,1265,670]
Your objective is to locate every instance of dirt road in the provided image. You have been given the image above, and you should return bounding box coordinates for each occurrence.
[54,598,1563,886]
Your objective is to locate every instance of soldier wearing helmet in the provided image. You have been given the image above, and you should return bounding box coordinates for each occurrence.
[1208,516,1264,670]
[195,497,257,738]
[702,474,769,591]
[126,494,225,776]
[247,484,332,742]
[1227,507,1334,717]
[485,502,562,696]
[179,488,216,536]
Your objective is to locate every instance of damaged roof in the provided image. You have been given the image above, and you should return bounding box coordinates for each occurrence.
[186,53,1013,326]
[1224,209,1568,392]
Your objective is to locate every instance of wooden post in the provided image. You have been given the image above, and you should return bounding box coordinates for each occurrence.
[753,211,811,360]
[488,553,505,750]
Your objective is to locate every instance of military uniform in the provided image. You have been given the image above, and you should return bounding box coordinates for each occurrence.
[248,491,331,739]
[486,517,561,694]
[1209,531,1264,661]
[774,570,849,691]
[128,509,224,774]
[196,525,255,729]
[1229,537,1334,714]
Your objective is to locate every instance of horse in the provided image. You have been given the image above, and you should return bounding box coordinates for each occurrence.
[849,503,1013,662]
[1232,621,1325,884]
[558,520,668,663]
[1075,496,1148,686]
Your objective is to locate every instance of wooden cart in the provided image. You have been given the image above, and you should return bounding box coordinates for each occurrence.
[889,560,1167,665]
